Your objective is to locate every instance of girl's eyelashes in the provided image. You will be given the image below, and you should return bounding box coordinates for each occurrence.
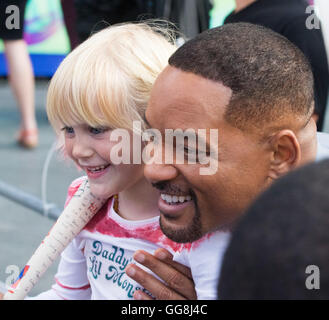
[60,125,110,137]
[88,126,109,135]
[61,126,75,135]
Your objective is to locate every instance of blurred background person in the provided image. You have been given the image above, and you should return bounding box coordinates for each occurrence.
[224,0,329,132]
[74,0,152,43]
[218,159,329,299]
[73,0,212,43]
[0,0,38,149]
[150,0,212,40]
[316,0,329,65]
[61,0,79,50]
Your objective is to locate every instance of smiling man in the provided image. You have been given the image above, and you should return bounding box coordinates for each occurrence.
[145,22,319,242]
[126,22,329,300]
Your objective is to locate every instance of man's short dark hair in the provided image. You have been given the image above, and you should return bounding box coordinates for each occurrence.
[169,23,314,132]
[217,159,329,299]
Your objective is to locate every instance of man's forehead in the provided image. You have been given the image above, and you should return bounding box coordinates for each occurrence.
[152,65,231,97]
[147,66,232,130]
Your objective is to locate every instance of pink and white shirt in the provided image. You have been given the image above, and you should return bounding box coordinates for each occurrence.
[32,177,230,300]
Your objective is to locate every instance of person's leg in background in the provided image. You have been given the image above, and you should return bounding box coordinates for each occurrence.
[1,0,38,148]
[4,39,37,148]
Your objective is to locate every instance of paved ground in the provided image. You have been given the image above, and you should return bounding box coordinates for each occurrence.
[1,78,329,298]
[0,78,81,297]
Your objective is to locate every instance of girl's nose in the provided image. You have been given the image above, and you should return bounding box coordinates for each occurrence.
[71,138,94,159]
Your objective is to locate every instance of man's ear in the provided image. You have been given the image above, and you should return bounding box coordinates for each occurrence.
[268,130,301,180]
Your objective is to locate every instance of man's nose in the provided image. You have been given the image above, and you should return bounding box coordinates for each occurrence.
[72,138,93,159]
[144,162,178,185]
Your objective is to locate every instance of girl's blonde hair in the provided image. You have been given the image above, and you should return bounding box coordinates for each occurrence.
[47,22,177,137]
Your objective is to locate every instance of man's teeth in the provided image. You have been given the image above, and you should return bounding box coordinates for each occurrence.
[161,194,192,204]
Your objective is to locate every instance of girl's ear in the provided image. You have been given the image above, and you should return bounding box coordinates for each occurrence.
[268,130,301,180]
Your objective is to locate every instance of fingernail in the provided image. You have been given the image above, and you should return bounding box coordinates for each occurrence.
[134,291,142,300]
[155,250,167,260]
[134,252,145,263]
[126,265,135,277]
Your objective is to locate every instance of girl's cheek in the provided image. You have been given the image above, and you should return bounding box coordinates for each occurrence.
[64,140,74,160]
[66,144,83,172]
[101,141,116,162]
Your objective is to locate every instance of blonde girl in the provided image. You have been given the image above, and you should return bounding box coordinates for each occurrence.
[32,22,180,300]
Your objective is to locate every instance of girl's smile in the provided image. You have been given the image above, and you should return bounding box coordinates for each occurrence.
[62,123,148,202]
[84,164,111,179]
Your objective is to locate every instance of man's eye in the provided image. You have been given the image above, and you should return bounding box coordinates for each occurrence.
[184,146,192,154]
[183,144,197,156]
[182,146,200,163]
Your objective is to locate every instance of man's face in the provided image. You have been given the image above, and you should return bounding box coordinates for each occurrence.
[144,66,272,243]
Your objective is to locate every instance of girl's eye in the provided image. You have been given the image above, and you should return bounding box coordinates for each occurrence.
[61,126,75,135]
[88,127,107,135]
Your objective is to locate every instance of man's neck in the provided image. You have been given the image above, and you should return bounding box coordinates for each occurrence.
[235,0,257,13]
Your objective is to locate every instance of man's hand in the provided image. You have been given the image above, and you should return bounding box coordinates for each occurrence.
[0,292,4,300]
[126,248,197,300]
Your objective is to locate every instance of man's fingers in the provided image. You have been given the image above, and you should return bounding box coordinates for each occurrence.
[126,263,185,300]
[133,289,154,301]
[129,250,197,300]
[154,248,193,279]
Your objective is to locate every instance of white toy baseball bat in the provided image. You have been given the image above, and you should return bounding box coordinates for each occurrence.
[3,179,106,300]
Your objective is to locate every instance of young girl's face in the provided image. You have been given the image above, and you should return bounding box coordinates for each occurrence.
[62,123,144,199]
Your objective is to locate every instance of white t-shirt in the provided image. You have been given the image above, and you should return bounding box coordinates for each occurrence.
[173,231,230,300]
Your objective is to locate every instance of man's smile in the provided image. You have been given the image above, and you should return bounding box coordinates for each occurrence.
[158,193,195,221]
[160,193,192,204]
